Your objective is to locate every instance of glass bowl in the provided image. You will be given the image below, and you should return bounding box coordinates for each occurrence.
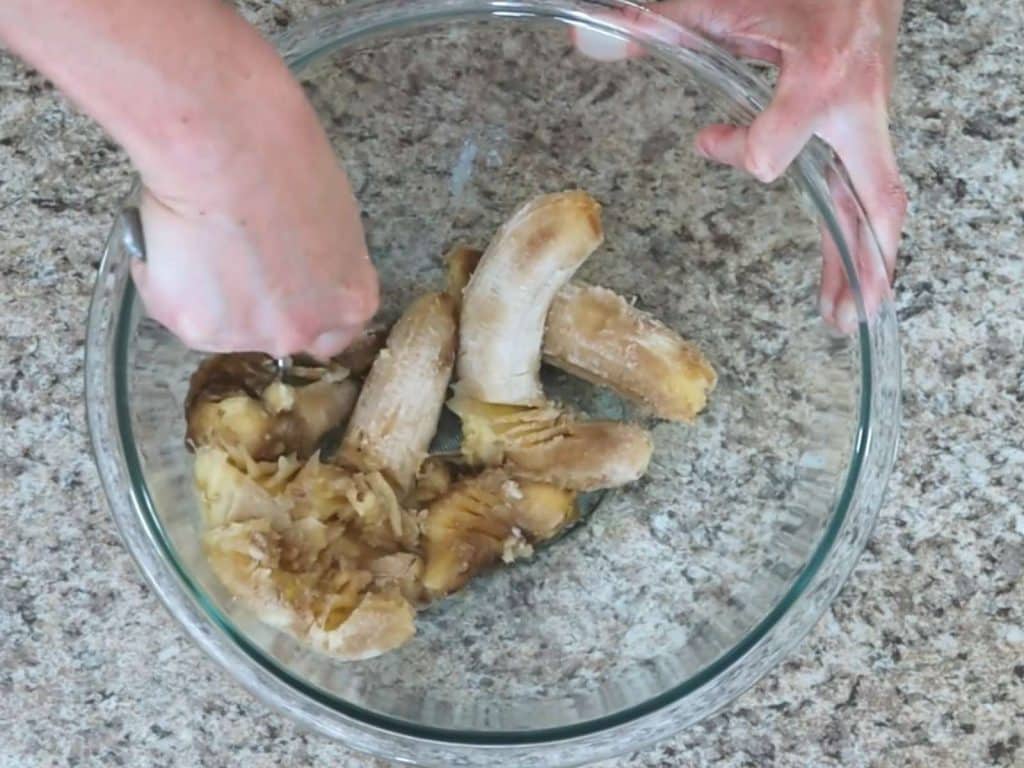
[85,1,901,765]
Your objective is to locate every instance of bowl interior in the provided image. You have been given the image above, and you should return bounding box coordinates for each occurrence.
[119,9,865,736]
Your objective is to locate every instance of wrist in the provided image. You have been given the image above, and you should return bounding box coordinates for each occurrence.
[131,56,327,206]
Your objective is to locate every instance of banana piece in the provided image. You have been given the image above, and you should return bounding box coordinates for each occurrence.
[369,553,426,605]
[186,354,359,461]
[339,292,458,495]
[204,519,415,660]
[446,251,716,422]
[193,446,293,530]
[286,456,421,552]
[409,456,455,506]
[502,419,652,490]
[446,396,568,466]
[422,469,577,597]
[544,282,716,421]
[457,191,604,406]
[447,393,652,491]
[306,590,416,660]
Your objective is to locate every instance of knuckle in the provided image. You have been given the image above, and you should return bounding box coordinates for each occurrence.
[806,46,845,87]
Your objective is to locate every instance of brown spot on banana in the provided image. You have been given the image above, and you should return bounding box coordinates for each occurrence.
[421,469,578,597]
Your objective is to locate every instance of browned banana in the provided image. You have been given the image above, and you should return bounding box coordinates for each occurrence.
[421,469,577,597]
[339,292,458,494]
[544,282,716,421]
[447,394,653,491]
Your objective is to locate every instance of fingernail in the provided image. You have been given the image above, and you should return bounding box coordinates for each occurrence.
[574,27,631,61]
[309,328,354,359]
[836,299,859,334]
[749,161,778,184]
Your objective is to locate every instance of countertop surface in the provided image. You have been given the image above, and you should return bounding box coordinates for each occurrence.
[1,1,1022,766]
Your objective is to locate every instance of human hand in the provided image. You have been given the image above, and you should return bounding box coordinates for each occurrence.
[575,0,907,332]
[133,134,378,359]
[0,0,379,359]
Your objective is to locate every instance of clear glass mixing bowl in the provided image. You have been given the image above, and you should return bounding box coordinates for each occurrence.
[85,1,901,765]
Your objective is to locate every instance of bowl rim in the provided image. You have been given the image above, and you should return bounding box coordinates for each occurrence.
[86,1,901,763]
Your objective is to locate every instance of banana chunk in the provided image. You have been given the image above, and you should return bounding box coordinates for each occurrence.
[446,250,716,422]
[422,469,577,597]
[186,354,358,461]
[545,282,716,421]
[199,446,419,661]
[448,393,652,491]
[457,191,604,406]
[204,518,415,660]
[339,292,458,495]
[306,590,416,660]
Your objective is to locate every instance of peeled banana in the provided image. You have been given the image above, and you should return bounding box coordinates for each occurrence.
[545,282,717,421]
[457,191,604,406]
[422,469,577,597]
[447,393,652,491]
[339,292,458,495]
[445,246,716,422]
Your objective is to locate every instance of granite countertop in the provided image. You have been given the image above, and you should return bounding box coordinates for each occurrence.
[1,1,1021,766]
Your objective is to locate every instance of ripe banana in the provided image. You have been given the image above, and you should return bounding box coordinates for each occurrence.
[421,469,577,597]
[186,354,358,461]
[457,191,604,406]
[446,248,716,422]
[339,292,458,495]
[545,282,717,421]
[447,393,653,491]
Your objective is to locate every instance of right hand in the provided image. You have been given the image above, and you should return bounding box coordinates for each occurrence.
[133,132,379,359]
[575,0,908,332]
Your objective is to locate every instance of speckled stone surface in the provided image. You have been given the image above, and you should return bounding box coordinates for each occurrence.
[1,1,1022,766]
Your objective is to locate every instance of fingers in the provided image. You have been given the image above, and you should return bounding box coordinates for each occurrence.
[132,184,380,356]
[695,124,749,169]
[694,70,819,182]
[744,66,821,182]
[825,107,907,283]
[820,167,865,333]
[821,105,906,332]
[817,220,846,328]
